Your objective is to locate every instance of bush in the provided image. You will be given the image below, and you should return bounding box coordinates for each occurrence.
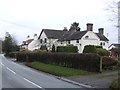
[83,45,97,53]
[109,79,120,89]
[52,44,56,52]
[96,48,109,56]
[102,56,117,69]
[16,52,101,72]
[57,46,78,53]
[83,45,109,56]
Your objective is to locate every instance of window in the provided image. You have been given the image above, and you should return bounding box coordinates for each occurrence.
[44,38,47,43]
[85,36,89,39]
[40,39,43,43]
[100,42,102,46]
[76,40,79,43]
[68,41,70,44]
[103,42,105,46]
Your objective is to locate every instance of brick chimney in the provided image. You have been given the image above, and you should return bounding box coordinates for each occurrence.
[63,27,68,34]
[87,23,93,31]
[98,28,104,34]
[33,34,38,40]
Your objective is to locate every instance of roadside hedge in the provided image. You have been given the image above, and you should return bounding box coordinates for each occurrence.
[16,52,101,72]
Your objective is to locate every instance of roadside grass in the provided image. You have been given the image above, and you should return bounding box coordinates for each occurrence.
[109,79,120,89]
[26,61,88,76]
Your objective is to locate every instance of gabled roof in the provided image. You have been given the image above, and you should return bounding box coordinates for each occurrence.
[109,44,120,48]
[22,39,33,45]
[38,29,64,39]
[95,33,109,41]
[38,29,109,42]
[65,31,87,41]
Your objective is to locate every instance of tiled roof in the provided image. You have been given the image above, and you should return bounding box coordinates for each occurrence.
[38,29,64,39]
[39,29,109,42]
[109,44,120,48]
[65,31,87,41]
[22,39,33,45]
[95,33,109,41]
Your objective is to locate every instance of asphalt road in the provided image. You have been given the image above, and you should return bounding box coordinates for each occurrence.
[0,54,88,89]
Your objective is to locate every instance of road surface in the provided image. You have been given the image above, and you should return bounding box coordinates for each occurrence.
[0,54,88,90]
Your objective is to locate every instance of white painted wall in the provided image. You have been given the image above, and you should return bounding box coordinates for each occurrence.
[67,31,99,53]
[99,41,109,50]
[28,39,40,51]
[39,31,58,50]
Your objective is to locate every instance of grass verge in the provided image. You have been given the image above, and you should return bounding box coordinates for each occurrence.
[109,79,120,89]
[26,61,88,76]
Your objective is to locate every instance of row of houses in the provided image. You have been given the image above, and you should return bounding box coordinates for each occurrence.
[20,23,109,53]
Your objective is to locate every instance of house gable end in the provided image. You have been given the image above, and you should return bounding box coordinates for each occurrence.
[81,31,99,40]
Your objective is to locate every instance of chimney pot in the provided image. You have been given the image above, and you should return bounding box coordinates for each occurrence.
[87,23,93,31]
[98,28,104,34]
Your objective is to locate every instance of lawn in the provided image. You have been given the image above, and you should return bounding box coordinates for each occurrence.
[26,61,88,76]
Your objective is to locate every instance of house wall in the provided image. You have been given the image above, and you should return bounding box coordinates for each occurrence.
[28,40,40,51]
[39,31,58,51]
[69,31,100,53]
[99,41,109,50]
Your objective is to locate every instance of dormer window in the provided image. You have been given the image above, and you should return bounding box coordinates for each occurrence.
[85,36,89,39]
[76,40,79,43]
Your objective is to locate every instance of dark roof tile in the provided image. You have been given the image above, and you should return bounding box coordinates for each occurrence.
[95,33,109,41]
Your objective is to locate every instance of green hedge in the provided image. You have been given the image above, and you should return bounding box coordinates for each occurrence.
[83,45,109,56]
[96,48,109,56]
[83,45,97,53]
[16,52,101,72]
[57,46,78,53]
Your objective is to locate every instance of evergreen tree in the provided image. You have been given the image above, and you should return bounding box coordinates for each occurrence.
[52,44,55,52]
[69,22,80,31]
[2,33,18,55]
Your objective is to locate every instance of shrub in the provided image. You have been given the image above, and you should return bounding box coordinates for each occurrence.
[95,46,103,48]
[57,46,78,53]
[102,56,117,69]
[52,44,56,52]
[96,48,109,56]
[83,45,97,53]
[109,79,120,89]
[16,52,101,72]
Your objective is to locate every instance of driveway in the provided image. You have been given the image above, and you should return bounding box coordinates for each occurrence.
[66,70,118,88]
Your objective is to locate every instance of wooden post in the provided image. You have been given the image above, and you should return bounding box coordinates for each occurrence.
[100,57,102,73]
[26,55,29,63]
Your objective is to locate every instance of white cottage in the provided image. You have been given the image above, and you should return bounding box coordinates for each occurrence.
[28,34,41,51]
[38,23,109,53]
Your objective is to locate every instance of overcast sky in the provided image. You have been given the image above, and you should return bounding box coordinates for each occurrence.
[0,0,119,45]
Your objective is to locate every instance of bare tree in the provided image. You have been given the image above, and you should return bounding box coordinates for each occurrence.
[105,0,120,27]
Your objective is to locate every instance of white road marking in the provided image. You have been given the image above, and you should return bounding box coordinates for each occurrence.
[6,67,16,74]
[0,62,5,66]
[23,78,44,89]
